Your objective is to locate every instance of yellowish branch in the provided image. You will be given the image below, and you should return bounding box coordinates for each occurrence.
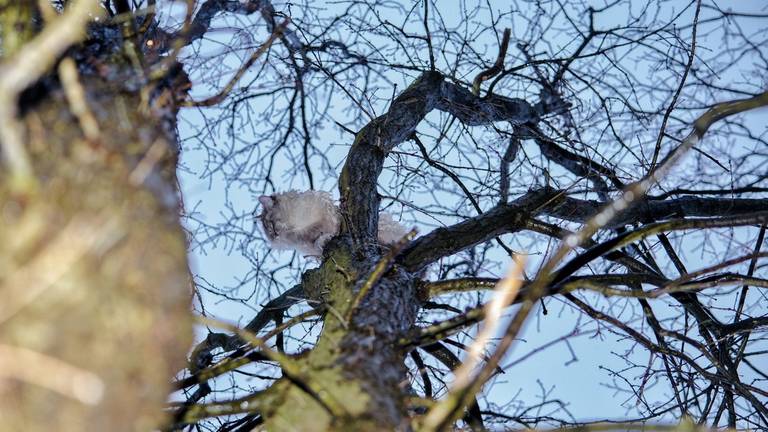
[195,315,348,416]
[0,344,104,405]
[419,256,524,430]
[58,57,102,143]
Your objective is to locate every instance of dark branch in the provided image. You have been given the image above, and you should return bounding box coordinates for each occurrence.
[399,188,560,271]
[339,71,541,243]
[544,195,768,228]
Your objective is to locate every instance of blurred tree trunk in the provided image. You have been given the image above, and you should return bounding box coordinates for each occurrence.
[0,3,192,431]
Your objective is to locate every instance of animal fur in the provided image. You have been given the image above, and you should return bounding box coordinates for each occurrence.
[258,190,408,256]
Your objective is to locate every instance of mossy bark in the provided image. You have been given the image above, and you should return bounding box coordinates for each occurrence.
[0,1,36,56]
[0,11,192,431]
[262,241,421,431]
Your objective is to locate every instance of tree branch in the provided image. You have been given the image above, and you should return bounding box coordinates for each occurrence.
[339,71,540,244]
[399,188,560,271]
[544,195,768,228]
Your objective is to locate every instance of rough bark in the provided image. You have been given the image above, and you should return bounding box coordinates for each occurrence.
[0,6,192,431]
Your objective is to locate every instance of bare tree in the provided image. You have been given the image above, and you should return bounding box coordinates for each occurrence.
[1,1,767,431]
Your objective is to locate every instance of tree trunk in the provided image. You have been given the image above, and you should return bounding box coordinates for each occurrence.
[263,240,421,431]
[0,6,193,431]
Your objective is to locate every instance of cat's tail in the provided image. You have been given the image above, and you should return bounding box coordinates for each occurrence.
[377,212,409,245]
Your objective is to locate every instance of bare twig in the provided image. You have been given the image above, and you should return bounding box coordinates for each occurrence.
[650,0,702,168]
[182,20,288,108]
[472,28,511,96]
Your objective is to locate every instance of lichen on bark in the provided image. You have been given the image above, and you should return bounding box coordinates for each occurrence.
[0,5,193,430]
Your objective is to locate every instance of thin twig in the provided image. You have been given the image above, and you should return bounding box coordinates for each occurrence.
[650,0,702,168]
[182,20,289,107]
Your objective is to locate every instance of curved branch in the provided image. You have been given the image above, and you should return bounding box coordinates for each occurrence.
[338,71,540,243]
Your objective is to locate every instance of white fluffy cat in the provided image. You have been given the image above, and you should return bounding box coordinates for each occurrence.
[258,190,408,256]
